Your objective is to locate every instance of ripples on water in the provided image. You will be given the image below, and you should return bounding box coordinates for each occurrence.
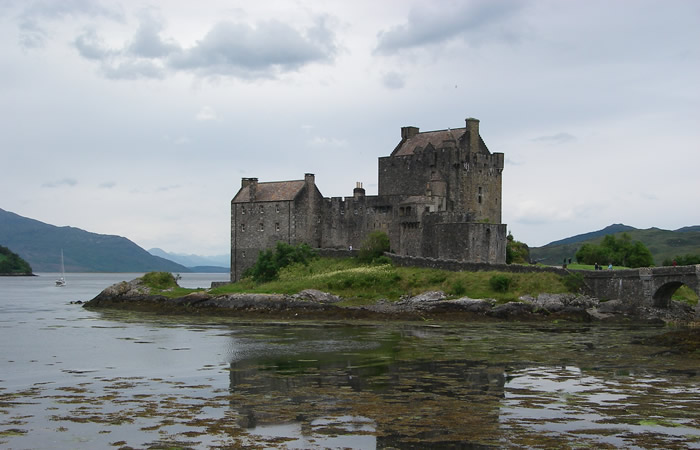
[0,273,698,448]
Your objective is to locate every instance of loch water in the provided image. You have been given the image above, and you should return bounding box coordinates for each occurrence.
[0,273,699,449]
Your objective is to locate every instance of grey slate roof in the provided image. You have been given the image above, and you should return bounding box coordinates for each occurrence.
[392,127,490,156]
[232,180,305,203]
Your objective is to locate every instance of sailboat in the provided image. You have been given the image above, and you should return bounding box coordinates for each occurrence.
[55,249,66,287]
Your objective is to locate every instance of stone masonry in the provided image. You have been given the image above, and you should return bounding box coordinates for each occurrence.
[230,118,507,281]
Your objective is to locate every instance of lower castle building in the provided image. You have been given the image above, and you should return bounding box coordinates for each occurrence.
[230,117,506,281]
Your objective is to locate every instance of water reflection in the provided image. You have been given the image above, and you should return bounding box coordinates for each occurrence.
[1,274,698,449]
[229,355,506,447]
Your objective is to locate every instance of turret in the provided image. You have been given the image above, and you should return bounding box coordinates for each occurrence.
[465,118,480,152]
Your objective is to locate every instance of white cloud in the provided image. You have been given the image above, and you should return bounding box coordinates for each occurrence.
[531,132,576,144]
[195,106,218,121]
[308,136,349,148]
[381,71,405,89]
[41,178,78,188]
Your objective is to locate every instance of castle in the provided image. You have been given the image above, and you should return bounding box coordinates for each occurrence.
[230,118,506,281]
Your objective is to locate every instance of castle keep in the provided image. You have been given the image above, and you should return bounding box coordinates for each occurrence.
[230,118,506,281]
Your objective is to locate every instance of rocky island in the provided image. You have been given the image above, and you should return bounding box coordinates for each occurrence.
[84,273,697,324]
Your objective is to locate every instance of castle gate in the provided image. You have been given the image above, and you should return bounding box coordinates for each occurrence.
[582,265,700,315]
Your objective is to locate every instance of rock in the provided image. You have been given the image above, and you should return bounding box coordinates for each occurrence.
[522,294,598,313]
[398,291,446,305]
[293,289,342,304]
[487,302,534,318]
[596,299,626,314]
[451,298,494,313]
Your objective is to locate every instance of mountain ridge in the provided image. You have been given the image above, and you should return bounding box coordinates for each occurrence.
[0,208,189,273]
[531,223,700,266]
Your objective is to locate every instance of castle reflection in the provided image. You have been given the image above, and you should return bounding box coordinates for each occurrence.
[226,326,506,447]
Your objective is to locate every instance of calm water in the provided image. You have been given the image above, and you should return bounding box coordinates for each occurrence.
[0,273,699,449]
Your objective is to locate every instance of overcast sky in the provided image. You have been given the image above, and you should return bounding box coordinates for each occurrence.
[2,0,699,256]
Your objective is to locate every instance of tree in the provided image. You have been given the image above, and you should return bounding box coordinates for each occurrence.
[244,242,317,283]
[358,231,391,263]
[575,233,653,268]
[505,232,530,264]
[662,254,700,266]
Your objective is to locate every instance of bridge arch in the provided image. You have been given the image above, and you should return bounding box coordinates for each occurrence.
[652,281,688,308]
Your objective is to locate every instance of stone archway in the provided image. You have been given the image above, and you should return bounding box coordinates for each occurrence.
[652,281,686,308]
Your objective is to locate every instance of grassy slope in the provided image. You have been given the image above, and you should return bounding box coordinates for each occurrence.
[530,228,700,266]
[146,257,698,306]
[209,257,570,305]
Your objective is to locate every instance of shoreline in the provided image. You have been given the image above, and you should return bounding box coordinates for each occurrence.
[83,278,698,324]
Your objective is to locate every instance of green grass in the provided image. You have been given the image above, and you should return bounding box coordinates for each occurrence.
[563,263,630,271]
[672,285,699,306]
[208,257,571,305]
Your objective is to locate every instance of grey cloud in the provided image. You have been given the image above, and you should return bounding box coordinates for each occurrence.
[167,19,337,78]
[375,0,526,54]
[382,71,405,89]
[73,28,166,79]
[101,59,166,80]
[74,29,113,60]
[42,178,77,188]
[531,132,576,144]
[17,0,123,49]
[72,15,336,80]
[127,11,179,58]
[99,181,116,189]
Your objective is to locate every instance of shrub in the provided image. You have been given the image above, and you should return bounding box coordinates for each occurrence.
[142,272,178,290]
[489,274,512,292]
[506,232,530,264]
[450,280,467,296]
[245,242,318,283]
[358,231,390,264]
[563,273,585,293]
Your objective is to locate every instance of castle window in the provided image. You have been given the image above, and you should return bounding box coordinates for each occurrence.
[354,209,357,215]
[242,251,246,258]
[241,206,246,215]
[275,223,280,232]
[478,187,483,204]
[241,223,246,232]
[276,204,280,213]
[259,205,264,214]
[259,223,264,231]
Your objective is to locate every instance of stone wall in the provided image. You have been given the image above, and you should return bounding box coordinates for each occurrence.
[387,253,568,275]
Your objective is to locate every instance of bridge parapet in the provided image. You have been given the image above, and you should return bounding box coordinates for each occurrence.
[581,265,700,316]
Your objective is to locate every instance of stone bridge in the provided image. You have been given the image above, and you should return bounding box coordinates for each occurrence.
[581,265,700,316]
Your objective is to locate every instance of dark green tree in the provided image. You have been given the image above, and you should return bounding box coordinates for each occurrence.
[358,231,391,264]
[505,232,530,264]
[244,242,318,283]
[575,233,653,268]
[662,254,700,266]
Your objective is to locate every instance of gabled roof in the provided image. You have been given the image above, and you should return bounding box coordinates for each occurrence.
[392,127,490,156]
[232,180,305,203]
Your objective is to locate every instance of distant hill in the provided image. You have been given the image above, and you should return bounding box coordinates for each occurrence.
[530,224,700,266]
[148,248,229,272]
[0,245,33,275]
[0,208,190,273]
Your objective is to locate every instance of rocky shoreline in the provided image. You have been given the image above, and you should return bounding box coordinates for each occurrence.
[82,277,697,324]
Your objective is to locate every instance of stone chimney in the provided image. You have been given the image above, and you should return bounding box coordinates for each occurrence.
[241,177,258,201]
[353,181,365,199]
[401,126,420,140]
[465,118,480,152]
